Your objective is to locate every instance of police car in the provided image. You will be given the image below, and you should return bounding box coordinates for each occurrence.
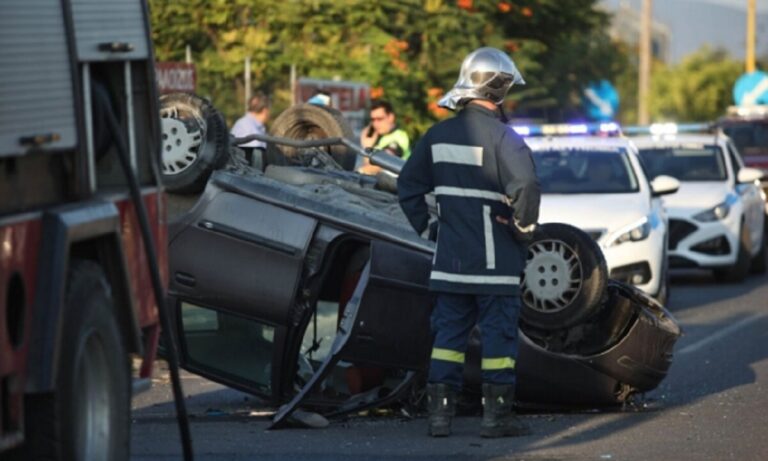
[631,124,767,282]
[514,123,679,302]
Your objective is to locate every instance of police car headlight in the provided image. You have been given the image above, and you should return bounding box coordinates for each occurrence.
[693,202,730,222]
[610,218,651,247]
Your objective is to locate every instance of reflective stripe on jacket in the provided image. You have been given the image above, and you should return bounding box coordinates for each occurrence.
[397,104,540,295]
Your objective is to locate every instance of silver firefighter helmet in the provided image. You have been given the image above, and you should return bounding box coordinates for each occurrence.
[438,47,525,110]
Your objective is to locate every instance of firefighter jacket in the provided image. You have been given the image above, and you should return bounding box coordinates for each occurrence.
[398,104,540,295]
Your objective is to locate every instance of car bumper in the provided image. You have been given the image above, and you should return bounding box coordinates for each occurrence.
[667,212,740,269]
[600,229,665,296]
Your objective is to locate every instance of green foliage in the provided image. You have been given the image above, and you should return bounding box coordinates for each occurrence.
[148,0,623,136]
[649,47,743,122]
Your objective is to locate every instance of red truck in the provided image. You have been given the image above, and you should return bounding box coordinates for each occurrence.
[0,1,187,460]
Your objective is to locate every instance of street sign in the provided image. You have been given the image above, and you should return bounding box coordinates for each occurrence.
[582,80,619,121]
[733,71,768,106]
[155,62,196,94]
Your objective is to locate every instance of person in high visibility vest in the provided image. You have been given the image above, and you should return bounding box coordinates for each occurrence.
[358,99,410,174]
[398,47,540,438]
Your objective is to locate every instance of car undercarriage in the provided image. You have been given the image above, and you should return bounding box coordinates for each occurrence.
[161,95,682,428]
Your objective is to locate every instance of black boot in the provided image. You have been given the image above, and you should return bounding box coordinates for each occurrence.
[426,383,456,437]
[480,383,530,438]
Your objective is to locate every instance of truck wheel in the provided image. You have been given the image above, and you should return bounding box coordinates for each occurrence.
[714,224,751,283]
[521,223,608,330]
[265,104,356,171]
[21,260,130,461]
[160,93,229,194]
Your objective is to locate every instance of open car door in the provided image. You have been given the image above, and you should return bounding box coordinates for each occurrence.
[271,239,433,428]
[167,187,317,397]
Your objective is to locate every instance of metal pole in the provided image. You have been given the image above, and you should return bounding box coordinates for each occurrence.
[290,63,296,105]
[185,44,192,64]
[244,56,251,113]
[638,0,652,125]
[746,0,756,73]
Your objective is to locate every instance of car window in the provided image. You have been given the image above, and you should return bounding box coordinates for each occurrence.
[531,149,639,194]
[638,145,727,181]
[180,302,275,394]
[722,122,768,156]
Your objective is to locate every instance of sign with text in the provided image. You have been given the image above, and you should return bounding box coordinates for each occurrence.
[155,62,196,94]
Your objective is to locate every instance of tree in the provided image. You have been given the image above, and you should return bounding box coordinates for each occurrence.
[649,47,743,122]
[148,0,620,136]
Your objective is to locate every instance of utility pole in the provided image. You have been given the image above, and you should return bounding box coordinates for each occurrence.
[746,0,756,73]
[244,56,251,113]
[638,0,652,124]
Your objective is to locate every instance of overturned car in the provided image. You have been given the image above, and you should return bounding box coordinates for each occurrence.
[160,95,681,427]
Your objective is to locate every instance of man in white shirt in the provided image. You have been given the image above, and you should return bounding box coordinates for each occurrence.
[231,91,271,164]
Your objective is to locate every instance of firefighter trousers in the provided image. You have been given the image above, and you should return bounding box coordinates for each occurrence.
[428,293,520,389]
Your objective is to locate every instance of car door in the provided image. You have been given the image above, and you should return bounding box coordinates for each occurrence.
[271,239,434,428]
[727,141,764,251]
[167,182,318,398]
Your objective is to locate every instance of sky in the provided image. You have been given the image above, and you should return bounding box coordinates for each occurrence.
[601,0,768,63]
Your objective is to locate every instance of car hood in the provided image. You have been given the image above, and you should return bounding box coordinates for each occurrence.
[660,182,730,212]
[539,193,648,238]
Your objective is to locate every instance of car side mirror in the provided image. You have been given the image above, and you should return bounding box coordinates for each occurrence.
[737,167,764,184]
[651,175,680,197]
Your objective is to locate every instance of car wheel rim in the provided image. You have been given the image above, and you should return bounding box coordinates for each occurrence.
[74,332,112,460]
[522,239,583,314]
[160,110,204,175]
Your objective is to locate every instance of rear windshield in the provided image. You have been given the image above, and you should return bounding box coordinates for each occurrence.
[638,146,727,181]
[721,122,768,156]
[531,149,639,194]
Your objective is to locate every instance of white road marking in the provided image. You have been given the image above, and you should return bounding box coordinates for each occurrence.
[677,312,766,355]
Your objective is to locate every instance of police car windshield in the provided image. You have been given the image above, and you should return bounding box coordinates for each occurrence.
[721,123,768,156]
[638,146,727,181]
[531,149,639,194]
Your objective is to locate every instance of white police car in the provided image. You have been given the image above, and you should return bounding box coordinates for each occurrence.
[632,127,767,282]
[516,124,680,302]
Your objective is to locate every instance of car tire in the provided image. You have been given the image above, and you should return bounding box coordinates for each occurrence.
[714,223,751,283]
[749,228,767,274]
[265,104,356,171]
[18,260,130,461]
[654,248,670,306]
[521,223,609,330]
[159,93,230,194]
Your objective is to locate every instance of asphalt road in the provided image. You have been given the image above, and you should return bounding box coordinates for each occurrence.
[131,269,768,461]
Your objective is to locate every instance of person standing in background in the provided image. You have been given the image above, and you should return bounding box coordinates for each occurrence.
[358,99,410,174]
[231,91,271,165]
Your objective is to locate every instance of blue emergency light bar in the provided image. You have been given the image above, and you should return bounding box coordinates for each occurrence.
[511,122,621,137]
[622,122,712,136]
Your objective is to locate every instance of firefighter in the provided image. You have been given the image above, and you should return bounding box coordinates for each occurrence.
[397,47,540,438]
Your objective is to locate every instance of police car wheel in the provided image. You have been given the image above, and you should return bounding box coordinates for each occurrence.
[265,103,356,171]
[749,227,767,274]
[159,93,230,194]
[521,223,608,330]
[714,222,751,283]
